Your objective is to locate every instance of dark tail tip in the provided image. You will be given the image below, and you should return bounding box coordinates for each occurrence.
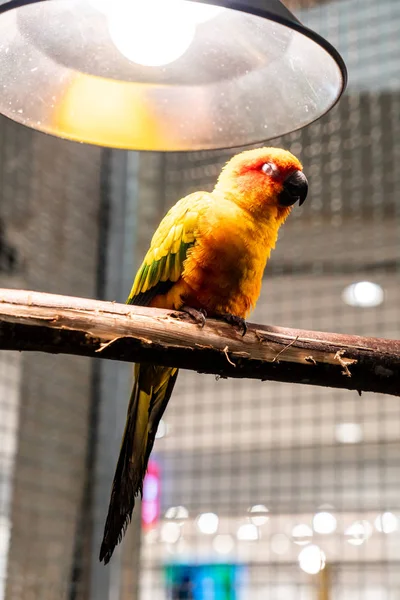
[99,542,113,565]
[99,504,134,565]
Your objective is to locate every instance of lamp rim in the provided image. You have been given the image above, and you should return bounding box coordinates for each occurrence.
[190,0,348,94]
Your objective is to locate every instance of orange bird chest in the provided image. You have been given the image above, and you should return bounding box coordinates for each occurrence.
[182,202,279,318]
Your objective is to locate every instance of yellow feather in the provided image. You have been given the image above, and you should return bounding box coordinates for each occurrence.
[182,216,197,243]
[174,223,183,241]
[171,223,183,254]
[145,249,154,265]
[153,246,163,262]
[162,226,175,253]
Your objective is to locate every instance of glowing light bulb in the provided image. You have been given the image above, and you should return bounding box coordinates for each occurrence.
[342,281,384,308]
[374,512,398,534]
[248,505,269,526]
[183,1,225,24]
[196,512,219,534]
[299,545,326,575]
[88,0,113,15]
[108,1,196,66]
[335,422,363,444]
[345,520,372,546]
[313,512,337,534]
[91,0,224,23]
[165,506,189,522]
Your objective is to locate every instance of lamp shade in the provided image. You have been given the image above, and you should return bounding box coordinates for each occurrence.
[0,0,347,151]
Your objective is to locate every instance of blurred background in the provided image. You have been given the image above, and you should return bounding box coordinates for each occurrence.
[0,0,399,598]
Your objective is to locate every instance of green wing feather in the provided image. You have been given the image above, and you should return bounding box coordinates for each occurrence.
[127,191,211,306]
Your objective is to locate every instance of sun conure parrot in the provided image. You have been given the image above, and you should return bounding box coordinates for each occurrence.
[99,147,308,564]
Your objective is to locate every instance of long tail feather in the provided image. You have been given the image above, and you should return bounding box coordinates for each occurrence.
[99,364,178,564]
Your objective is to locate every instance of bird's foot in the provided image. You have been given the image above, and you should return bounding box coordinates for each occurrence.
[181,305,207,328]
[219,313,247,336]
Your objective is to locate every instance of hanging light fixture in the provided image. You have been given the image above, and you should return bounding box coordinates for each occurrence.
[0,0,347,151]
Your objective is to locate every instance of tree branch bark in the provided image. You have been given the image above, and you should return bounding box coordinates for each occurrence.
[0,288,399,396]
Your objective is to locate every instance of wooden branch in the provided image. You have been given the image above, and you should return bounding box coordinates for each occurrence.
[0,289,399,396]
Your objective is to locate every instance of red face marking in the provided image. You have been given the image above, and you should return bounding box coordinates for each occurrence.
[236,157,301,185]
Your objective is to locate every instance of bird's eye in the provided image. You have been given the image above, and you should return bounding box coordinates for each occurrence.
[261,162,280,178]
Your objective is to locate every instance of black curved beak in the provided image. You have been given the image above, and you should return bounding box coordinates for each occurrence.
[278,170,308,207]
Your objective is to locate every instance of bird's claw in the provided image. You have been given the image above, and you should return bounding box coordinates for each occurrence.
[181,305,207,328]
[220,313,247,336]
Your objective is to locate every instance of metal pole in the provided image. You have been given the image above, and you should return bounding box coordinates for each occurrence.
[317,565,331,600]
[89,150,140,600]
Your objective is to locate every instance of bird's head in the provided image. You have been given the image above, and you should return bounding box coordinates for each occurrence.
[215,147,308,221]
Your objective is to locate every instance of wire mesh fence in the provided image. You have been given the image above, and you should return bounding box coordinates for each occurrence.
[0,0,399,599]
[136,2,400,598]
[0,118,103,600]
